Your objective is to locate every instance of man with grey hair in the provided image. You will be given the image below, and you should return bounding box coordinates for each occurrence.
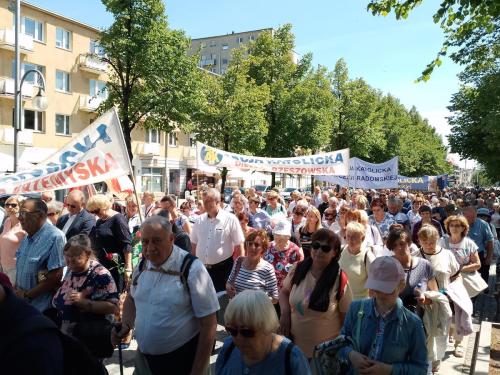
[113,216,219,375]
[190,188,244,291]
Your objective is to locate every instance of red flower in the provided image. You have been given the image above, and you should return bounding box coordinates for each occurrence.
[135,231,141,239]
[105,253,114,260]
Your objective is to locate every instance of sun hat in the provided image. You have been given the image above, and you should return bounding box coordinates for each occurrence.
[365,256,405,294]
[272,219,291,236]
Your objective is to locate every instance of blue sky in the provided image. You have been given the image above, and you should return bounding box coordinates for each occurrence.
[29,0,466,164]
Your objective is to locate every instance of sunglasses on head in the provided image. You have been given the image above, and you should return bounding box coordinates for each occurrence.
[5,203,18,208]
[225,326,256,338]
[311,242,333,252]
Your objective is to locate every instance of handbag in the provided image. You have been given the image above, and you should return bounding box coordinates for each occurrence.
[73,313,114,358]
[460,270,488,298]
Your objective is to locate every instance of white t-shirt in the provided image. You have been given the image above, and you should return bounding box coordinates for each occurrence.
[438,236,478,267]
[415,247,459,290]
[338,246,376,300]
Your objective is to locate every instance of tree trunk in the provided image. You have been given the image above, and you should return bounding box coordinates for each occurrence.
[311,175,315,193]
[271,172,276,188]
[122,117,134,165]
[220,167,228,195]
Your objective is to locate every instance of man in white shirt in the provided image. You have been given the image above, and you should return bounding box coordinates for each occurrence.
[112,216,219,375]
[190,188,245,291]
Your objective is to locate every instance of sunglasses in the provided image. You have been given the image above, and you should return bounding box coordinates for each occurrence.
[225,326,256,338]
[5,203,18,208]
[47,212,59,217]
[311,242,333,252]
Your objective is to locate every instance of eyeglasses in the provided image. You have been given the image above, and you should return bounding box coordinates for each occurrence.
[225,326,256,338]
[268,197,277,201]
[5,203,18,208]
[245,241,262,249]
[66,204,78,209]
[47,212,59,217]
[311,242,333,252]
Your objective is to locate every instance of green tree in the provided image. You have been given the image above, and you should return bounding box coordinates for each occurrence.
[98,0,203,162]
[246,25,335,186]
[448,69,500,181]
[367,0,500,81]
[194,50,270,191]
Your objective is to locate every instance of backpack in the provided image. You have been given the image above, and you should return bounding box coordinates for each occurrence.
[311,299,366,375]
[2,314,104,375]
[132,250,197,293]
[220,340,295,374]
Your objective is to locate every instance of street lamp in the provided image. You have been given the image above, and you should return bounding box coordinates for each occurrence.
[13,69,48,172]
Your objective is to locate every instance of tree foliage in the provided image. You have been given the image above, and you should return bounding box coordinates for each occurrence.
[448,69,500,181]
[367,0,500,81]
[98,0,203,162]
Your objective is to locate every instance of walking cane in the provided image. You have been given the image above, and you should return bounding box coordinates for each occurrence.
[118,343,124,375]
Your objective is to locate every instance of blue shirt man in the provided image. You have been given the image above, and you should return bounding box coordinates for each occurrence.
[15,199,65,312]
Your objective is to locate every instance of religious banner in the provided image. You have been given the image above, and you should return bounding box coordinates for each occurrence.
[196,142,350,176]
[398,175,429,190]
[0,109,132,194]
[316,157,399,189]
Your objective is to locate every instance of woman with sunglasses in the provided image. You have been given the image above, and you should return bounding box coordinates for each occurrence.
[0,196,26,284]
[46,200,64,226]
[216,290,311,375]
[279,229,352,359]
[298,207,323,258]
[226,230,278,304]
[88,194,132,293]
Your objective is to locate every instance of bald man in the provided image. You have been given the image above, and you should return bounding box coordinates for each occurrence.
[56,190,96,240]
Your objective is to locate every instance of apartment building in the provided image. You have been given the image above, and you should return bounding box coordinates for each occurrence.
[190,28,272,75]
[0,0,201,195]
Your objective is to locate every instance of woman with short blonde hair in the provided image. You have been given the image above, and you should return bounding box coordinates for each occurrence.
[299,207,322,258]
[216,290,310,374]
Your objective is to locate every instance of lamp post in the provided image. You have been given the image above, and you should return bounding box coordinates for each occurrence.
[13,69,48,172]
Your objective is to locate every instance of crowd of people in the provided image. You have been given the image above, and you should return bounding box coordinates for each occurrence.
[0,184,499,374]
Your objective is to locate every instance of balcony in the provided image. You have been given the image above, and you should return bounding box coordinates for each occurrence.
[0,77,34,99]
[141,143,161,156]
[79,95,104,112]
[0,29,34,53]
[200,58,216,67]
[2,128,33,145]
[78,54,107,74]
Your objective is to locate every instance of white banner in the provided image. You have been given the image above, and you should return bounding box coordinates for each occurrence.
[317,157,399,189]
[0,109,132,194]
[196,142,350,176]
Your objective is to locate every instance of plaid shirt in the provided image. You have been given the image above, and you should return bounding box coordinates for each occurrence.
[15,222,66,312]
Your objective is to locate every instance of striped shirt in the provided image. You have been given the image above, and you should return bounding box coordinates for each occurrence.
[228,258,278,299]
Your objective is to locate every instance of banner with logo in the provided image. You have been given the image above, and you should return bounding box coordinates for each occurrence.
[196,142,350,176]
[316,157,398,189]
[0,109,132,194]
[398,175,429,190]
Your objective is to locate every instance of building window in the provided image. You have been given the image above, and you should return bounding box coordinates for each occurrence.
[146,129,160,144]
[23,109,43,132]
[189,134,196,148]
[222,58,228,65]
[237,37,244,43]
[249,35,255,41]
[55,114,70,135]
[56,27,71,49]
[56,70,70,92]
[89,79,107,99]
[12,62,45,85]
[168,132,178,147]
[209,40,216,47]
[23,17,44,42]
[141,167,164,192]
[221,68,227,75]
[89,40,105,57]
[222,44,228,50]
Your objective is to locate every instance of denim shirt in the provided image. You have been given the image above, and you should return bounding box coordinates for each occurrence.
[339,298,428,375]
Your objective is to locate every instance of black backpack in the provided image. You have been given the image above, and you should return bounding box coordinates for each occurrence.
[3,314,104,375]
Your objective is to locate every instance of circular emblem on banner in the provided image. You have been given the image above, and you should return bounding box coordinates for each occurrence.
[201,145,223,166]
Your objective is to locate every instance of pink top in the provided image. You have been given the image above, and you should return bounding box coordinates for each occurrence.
[0,217,26,270]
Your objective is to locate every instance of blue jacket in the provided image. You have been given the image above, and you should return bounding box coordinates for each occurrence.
[340,298,428,375]
[56,209,96,240]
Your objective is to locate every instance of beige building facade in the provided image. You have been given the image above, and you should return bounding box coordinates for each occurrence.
[0,0,202,195]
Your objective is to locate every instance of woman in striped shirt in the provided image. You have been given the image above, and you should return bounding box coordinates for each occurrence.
[226,230,279,303]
